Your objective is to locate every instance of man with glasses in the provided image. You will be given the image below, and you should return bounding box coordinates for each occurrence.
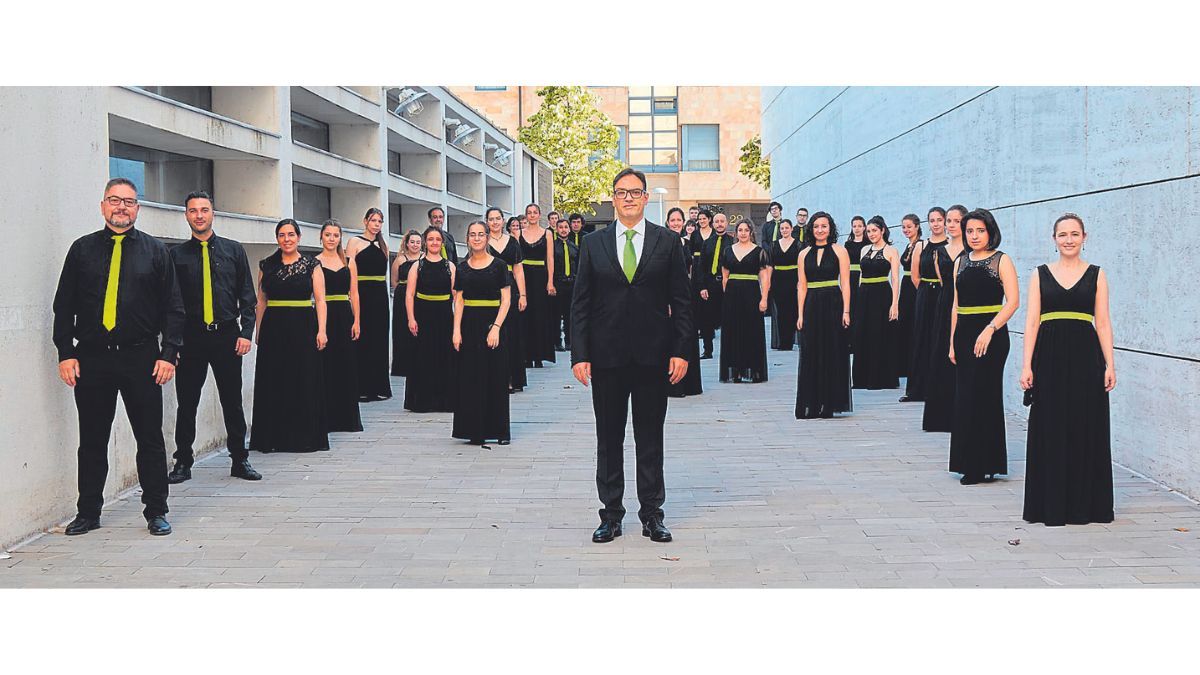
[427,206,459,264]
[52,178,185,536]
[795,207,809,244]
[762,201,784,243]
[571,168,693,544]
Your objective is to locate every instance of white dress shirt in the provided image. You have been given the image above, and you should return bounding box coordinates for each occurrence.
[613,218,646,266]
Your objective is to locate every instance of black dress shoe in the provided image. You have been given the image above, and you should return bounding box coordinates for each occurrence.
[147,516,172,536]
[898,395,912,402]
[642,518,672,542]
[960,475,982,485]
[592,520,622,543]
[64,515,100,536]
[167,464,192,484]
[498,439,510,446]
[231,459,262,481]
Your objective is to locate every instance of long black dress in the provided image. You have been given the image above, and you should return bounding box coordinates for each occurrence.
[1023,264,1113,525]
[488,236,527,391]
[844,237,868,353]
[948,250,1010,480]
[668,234,703,397]
[851,246,898,390]
[250,252,329,452]
[319,262,363,433]
[452,256,511,444]
[769,239,801,351]
[519,230,556,366]
[896,240,918,378]
[904,239,947,401]
[689,228,715,352]
[352,235,392,401]
[922,244,961,432]
[796,245,852,418]
[391,257,419,377]
[403,257,456,413]
[719,244,770,383]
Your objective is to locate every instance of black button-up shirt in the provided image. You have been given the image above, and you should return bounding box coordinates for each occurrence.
[169,233,256,339]
[553,235,579,284]
[52,226,185,363]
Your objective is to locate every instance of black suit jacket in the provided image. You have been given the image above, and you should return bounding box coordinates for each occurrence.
[570,221,693,369]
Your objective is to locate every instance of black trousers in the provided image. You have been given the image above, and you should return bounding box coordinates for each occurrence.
[73,342,169,520]
[556,280,574,347]
[174,324,248,466]
[591,363,667,523]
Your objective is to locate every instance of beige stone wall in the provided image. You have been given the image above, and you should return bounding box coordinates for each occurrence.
[677,86,770,205]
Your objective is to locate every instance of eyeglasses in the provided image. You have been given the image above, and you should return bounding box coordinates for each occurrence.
[105,196,139,208]
[614,189,646,200]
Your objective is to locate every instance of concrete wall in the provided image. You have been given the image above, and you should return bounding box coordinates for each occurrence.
[762,86,1200,498]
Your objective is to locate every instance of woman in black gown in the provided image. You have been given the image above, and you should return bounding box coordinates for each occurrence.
[948,208,1020,485]
[403,227,457,413]
[390,230,423,377]
[769,219,801,351]
[901,207,948,402]
[1021,213,1116,525]
[689,209,718,358]
[519,204,557,368]
[665,208,703,397]
[316,220,363,433]
[452,221,513,445]
[844,216,868,354]
[491,213,528,392]
[851,216,900,390]
[795,212,852,419]
[250,219,329,452]
[922,205,967,432]
[719,220,771,383]
[895,214,922,381]
[347,208,392,401]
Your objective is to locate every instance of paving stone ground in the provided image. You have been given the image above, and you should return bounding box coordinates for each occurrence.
[4,328,1199,588]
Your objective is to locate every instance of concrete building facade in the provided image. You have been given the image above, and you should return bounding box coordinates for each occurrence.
[762,86,1200,499]
[0,86,552,548]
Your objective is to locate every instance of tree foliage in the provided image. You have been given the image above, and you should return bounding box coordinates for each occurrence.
[739,134,771,191]
[518,86,623,216]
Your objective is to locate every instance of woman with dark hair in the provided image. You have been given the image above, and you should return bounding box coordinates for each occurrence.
[390,230,423,377]
[795,212,852,418]
[665,208,703,397]
[901,207,948,402]
[851,216,900,390]
[844,215,868,352]
[922,205,967,432]
[403,226,457,413]
[316,220,363,433]
[896,214,922,379]
[250,219,329,452]
[345,207,392,401]
[490,210,528,393]
[1021,213,1115,525]
[684,219,697,239]
[769,219,801,351]
[719,220,771,383]
[452,221,513,446]
[507,216,522,239]
[949,208,1019,485]
[690,208,720,358]
[519,203,557,368]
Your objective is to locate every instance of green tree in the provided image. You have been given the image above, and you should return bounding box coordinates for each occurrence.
[739,134,771,191]
[518,86,622,216]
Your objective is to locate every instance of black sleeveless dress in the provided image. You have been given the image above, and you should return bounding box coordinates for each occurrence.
[451,256,511,444]
[1023,264,1113,525]
[844,237,867,353]
[352,236,392,401]
[250,252,329,452]
[391,257,419,377]
[320,262,363,433]
[489,236,527,391]
[948,250,1010,480]
[719,244,770,383]
[769,239,801,351]
[403,257,456,413]
[851,246,898,390]
[668,234,703,397]
[896,241,918,378]
[905,239,947,400]
[796,245,852,418]
[922,244,962,432]
[519,230,556,366]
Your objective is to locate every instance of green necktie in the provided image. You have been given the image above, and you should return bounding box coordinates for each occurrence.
[622,229,636,282]
[201,240,214,324]
[562,239,571,277]
[102,234,126,331]
[711,235,723,276]
[773,221,779,242]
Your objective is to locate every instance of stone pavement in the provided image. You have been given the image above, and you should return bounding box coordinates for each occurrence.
[4,331,1200,588]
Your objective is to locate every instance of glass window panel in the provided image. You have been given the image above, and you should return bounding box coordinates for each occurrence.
[629,150,653,166]
[616,126,627,161]
[682,124,720,171]
[293,181,331,224]
[629,132,653,149]
[291,111,330,151]
[138,86,213,111]
[653,115,677,131]
[629,116,653,132]
[653,86,677,97]
[654,149,677,166]
[653,98,677,113]
[108,140,214,205]
[388,203,402,235]
[654,131,677,148]
[629,86,652,97]
[474,86,507,91]
[387,150,401,175]
[629,99,652,114]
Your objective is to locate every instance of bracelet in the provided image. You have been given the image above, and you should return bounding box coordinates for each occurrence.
[489,323,502,330]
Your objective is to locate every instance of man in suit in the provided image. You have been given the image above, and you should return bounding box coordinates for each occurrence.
[571,168,693,544]
[427,206,458,264]
[761,201,784,244]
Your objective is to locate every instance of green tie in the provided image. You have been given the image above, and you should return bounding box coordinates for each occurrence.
[773,221,779,242]
[201,240,214,324]
[711,235,723,276]
[102,234,126,331]
[562,240,571,277]
[622,229,636,282]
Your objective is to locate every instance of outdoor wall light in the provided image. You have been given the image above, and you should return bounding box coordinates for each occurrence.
[395,88,427,117]
[444,117,462,128]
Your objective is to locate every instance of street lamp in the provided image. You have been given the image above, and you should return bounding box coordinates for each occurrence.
[652,187,668,225]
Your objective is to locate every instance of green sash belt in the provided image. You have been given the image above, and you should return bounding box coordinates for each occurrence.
[463,299,500,307]
[920,277,940,284]
[325,294,349,301]
[860,276,889,284]
[358,275,386,282]
[958,304,1002,315]
[807,280,839,289]
[267,300,313,307]
[1040,311,1094,323]
[849,264,861,272]
[774,265,798,271]
[416,292,451,302]
[523,259,545,266]
[728,273,759,281]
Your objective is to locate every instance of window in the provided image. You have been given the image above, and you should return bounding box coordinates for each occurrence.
[137,86,212,111]
[616,126,627,163]
[388,203,403,236]
[387,150,402,175]
[291,111,330,151]
[628,86,679,173]
[293,181,330,224]
[682,125,720,171]
[108,140,214,206]
[474,86,507,91]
